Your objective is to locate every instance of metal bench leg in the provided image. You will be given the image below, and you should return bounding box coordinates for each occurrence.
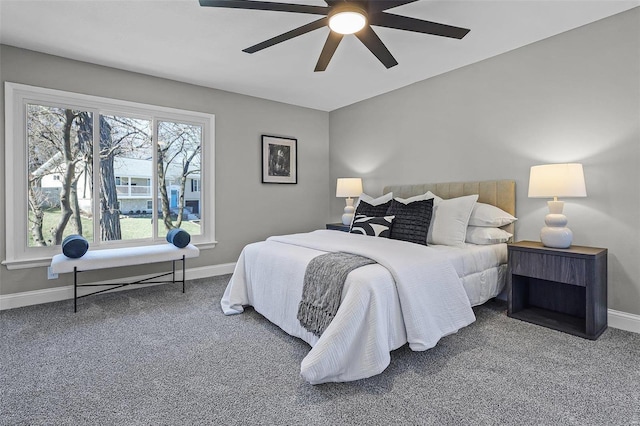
[72,256,187,313]
[74,267,78,313]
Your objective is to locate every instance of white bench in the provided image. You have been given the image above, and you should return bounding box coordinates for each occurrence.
[51,243,200,312]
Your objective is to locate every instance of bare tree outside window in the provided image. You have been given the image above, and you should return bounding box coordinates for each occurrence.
[26,106,202,247]
[97,115,152,241]
[157,121,202,234]
[27,105,92,247]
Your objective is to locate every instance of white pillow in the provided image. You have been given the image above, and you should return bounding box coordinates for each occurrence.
[425,191,443,204]
[394,192,431,204]
[356,192,393,208]
[430,194,479,247]
[424,191,442,244]
[468,202,517,227]
[465,226,512,245]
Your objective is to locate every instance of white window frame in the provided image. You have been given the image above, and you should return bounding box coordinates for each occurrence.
[3,82,216,269]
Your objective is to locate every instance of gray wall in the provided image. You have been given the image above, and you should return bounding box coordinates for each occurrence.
[0,45,330,295]
[3,9,640,319]
[329,9,640,316]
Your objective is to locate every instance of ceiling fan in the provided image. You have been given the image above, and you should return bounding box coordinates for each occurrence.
[199,0,470,72]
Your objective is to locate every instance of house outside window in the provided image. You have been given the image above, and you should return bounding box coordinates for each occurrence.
[3,82,216,269]
[191,179,200,193]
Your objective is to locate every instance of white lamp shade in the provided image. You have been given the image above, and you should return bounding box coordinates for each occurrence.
[336,178,363,198]
[528,163,587,198]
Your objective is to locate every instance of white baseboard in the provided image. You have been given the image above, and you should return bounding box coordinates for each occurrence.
[0,262,235,311]
[608,309,640,334]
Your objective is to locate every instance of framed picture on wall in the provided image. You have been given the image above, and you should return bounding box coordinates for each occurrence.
[262,135,297,184]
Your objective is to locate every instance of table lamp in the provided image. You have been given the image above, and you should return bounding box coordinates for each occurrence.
[528,163,587,248]
[336,178,363,226]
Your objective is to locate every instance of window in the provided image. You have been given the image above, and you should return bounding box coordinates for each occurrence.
[4,82,215,269]
[191,179,200,193]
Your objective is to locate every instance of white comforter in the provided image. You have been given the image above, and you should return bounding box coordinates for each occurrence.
[221,230,476,384]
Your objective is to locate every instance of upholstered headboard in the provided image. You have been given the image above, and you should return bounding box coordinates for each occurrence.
[383,180,516,236]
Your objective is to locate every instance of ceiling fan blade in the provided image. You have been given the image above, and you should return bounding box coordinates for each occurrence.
[199,0,329,15]
[370,12,470,39]
[368,1,420,13]
[243,18,328,53]
[314,31,344,72]
[355,25,398,69]
[324,0,417,11]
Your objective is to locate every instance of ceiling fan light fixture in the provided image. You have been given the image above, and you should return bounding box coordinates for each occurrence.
[328,10,367,35]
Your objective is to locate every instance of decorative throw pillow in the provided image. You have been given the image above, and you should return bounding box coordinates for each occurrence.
[354,200,392,219]
[386,198,433,245]
[430,194,479,247]
[465,226,513,245]
[351,193,393,227]
[350,215,395,238]
[167,228,191,248]
[468,202,517,227]
[61,234,89,258]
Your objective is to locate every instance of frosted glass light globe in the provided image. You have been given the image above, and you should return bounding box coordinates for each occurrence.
[329,11,366,34]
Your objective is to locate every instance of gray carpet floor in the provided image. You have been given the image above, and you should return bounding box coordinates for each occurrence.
[1,275,639,425]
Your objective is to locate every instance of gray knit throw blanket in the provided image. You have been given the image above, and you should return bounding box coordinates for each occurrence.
[297,252,375,336]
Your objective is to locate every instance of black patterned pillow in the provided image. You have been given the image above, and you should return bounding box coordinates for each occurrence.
[350,215,395,238]
[386,198,433,245]
[354,200,392,218]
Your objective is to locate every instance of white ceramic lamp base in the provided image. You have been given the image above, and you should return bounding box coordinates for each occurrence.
[540,200,573,249]
[342,198,355,226]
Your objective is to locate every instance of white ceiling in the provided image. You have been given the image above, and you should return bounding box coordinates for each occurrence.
[1,0,638,111]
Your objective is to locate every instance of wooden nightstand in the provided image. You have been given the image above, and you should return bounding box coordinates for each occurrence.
[326,223,350,232]
[507,241,607,340]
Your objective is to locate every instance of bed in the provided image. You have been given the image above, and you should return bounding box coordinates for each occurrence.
[221,180,516,384]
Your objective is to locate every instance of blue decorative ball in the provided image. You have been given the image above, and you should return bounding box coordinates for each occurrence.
[61,235,89,258]
[166,228,191,248]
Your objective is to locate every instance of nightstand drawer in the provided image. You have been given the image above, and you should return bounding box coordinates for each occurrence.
[510,250,587,286]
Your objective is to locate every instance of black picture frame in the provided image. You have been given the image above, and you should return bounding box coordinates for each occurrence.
[261,135,297,184]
